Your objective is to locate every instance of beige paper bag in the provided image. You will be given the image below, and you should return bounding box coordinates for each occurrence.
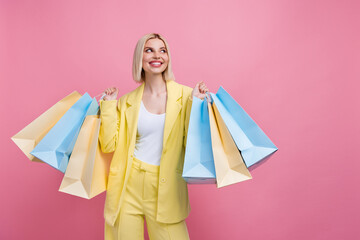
[208,102,252,188]
[11,91,82,162]
[59,115,112,199]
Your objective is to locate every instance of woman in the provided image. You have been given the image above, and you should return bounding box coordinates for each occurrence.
[99,33,209,240]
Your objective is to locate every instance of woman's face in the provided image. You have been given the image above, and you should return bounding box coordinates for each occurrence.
[142,38,169,77]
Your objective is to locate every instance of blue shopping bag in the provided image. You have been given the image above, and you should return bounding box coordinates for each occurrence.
[182,97,216,184]
[210,87,278,170]
[31,93,99,173]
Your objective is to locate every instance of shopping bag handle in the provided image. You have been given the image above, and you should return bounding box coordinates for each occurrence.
[94,92,107,102]
[204,91,212,103]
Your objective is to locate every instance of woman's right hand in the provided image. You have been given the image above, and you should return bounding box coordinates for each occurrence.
[103,87,119,101]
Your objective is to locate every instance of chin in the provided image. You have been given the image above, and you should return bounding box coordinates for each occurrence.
[151,69,166,74]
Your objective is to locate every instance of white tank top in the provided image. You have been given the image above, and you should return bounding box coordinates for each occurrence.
[133,101,166,166]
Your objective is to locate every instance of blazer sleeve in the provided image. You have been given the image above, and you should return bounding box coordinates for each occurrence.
[98,99,120,153]
[183,91,193,147]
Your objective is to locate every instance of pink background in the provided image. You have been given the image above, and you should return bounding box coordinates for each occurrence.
[1,0,359,239]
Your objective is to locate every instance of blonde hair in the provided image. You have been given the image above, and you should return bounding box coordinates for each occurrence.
[132,33,175,83]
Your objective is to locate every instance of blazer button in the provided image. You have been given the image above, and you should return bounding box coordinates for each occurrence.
[160,178,166,183]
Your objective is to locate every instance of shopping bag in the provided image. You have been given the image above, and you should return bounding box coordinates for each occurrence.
[208,101,252,188]
[59,115,112,199]
[182,97,216,184]
[11,91,82,162]
[210,87,278,170]
[30,93,99,173]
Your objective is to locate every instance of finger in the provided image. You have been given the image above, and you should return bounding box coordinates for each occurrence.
[203,84,209,91]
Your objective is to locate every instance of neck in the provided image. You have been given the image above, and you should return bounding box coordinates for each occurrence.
[143,73,167,95]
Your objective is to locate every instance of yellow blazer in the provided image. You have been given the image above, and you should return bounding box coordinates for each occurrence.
[99,80,193,226]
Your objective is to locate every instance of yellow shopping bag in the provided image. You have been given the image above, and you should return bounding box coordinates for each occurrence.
[11,91,82,162]
[59,115,112,199]
[208,101,252,188]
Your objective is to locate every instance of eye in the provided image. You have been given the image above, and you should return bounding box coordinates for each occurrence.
[145,48,166,53]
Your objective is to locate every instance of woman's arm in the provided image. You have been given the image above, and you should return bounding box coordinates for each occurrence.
[98,87,120,153]
[98,99,121,153]
[184,94,193,147]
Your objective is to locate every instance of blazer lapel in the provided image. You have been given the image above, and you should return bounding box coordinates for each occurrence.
[162,80,182,148]
[125,83,144,152]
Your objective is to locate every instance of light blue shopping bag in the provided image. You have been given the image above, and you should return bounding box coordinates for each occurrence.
[31,93,99,173]
[182,97,216,184]
[210,87,278,170]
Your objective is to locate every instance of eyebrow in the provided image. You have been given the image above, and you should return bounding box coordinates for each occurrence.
[144,47,166,50]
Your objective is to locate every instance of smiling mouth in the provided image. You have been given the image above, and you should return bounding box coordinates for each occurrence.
[149,62,163,67]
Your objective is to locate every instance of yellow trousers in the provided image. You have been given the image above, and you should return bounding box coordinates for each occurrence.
[105,157,190,240]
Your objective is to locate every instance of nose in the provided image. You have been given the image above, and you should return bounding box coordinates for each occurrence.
[153,52,160,59]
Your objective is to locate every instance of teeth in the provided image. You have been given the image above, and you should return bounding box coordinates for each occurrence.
[150,62,161,65]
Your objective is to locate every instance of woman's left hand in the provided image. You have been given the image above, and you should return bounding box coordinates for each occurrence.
[191,81,210,101]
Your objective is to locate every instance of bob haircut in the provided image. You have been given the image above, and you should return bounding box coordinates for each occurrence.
[132,33,175,83]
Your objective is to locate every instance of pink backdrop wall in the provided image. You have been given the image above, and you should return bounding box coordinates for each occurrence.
[1,0,359,239]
